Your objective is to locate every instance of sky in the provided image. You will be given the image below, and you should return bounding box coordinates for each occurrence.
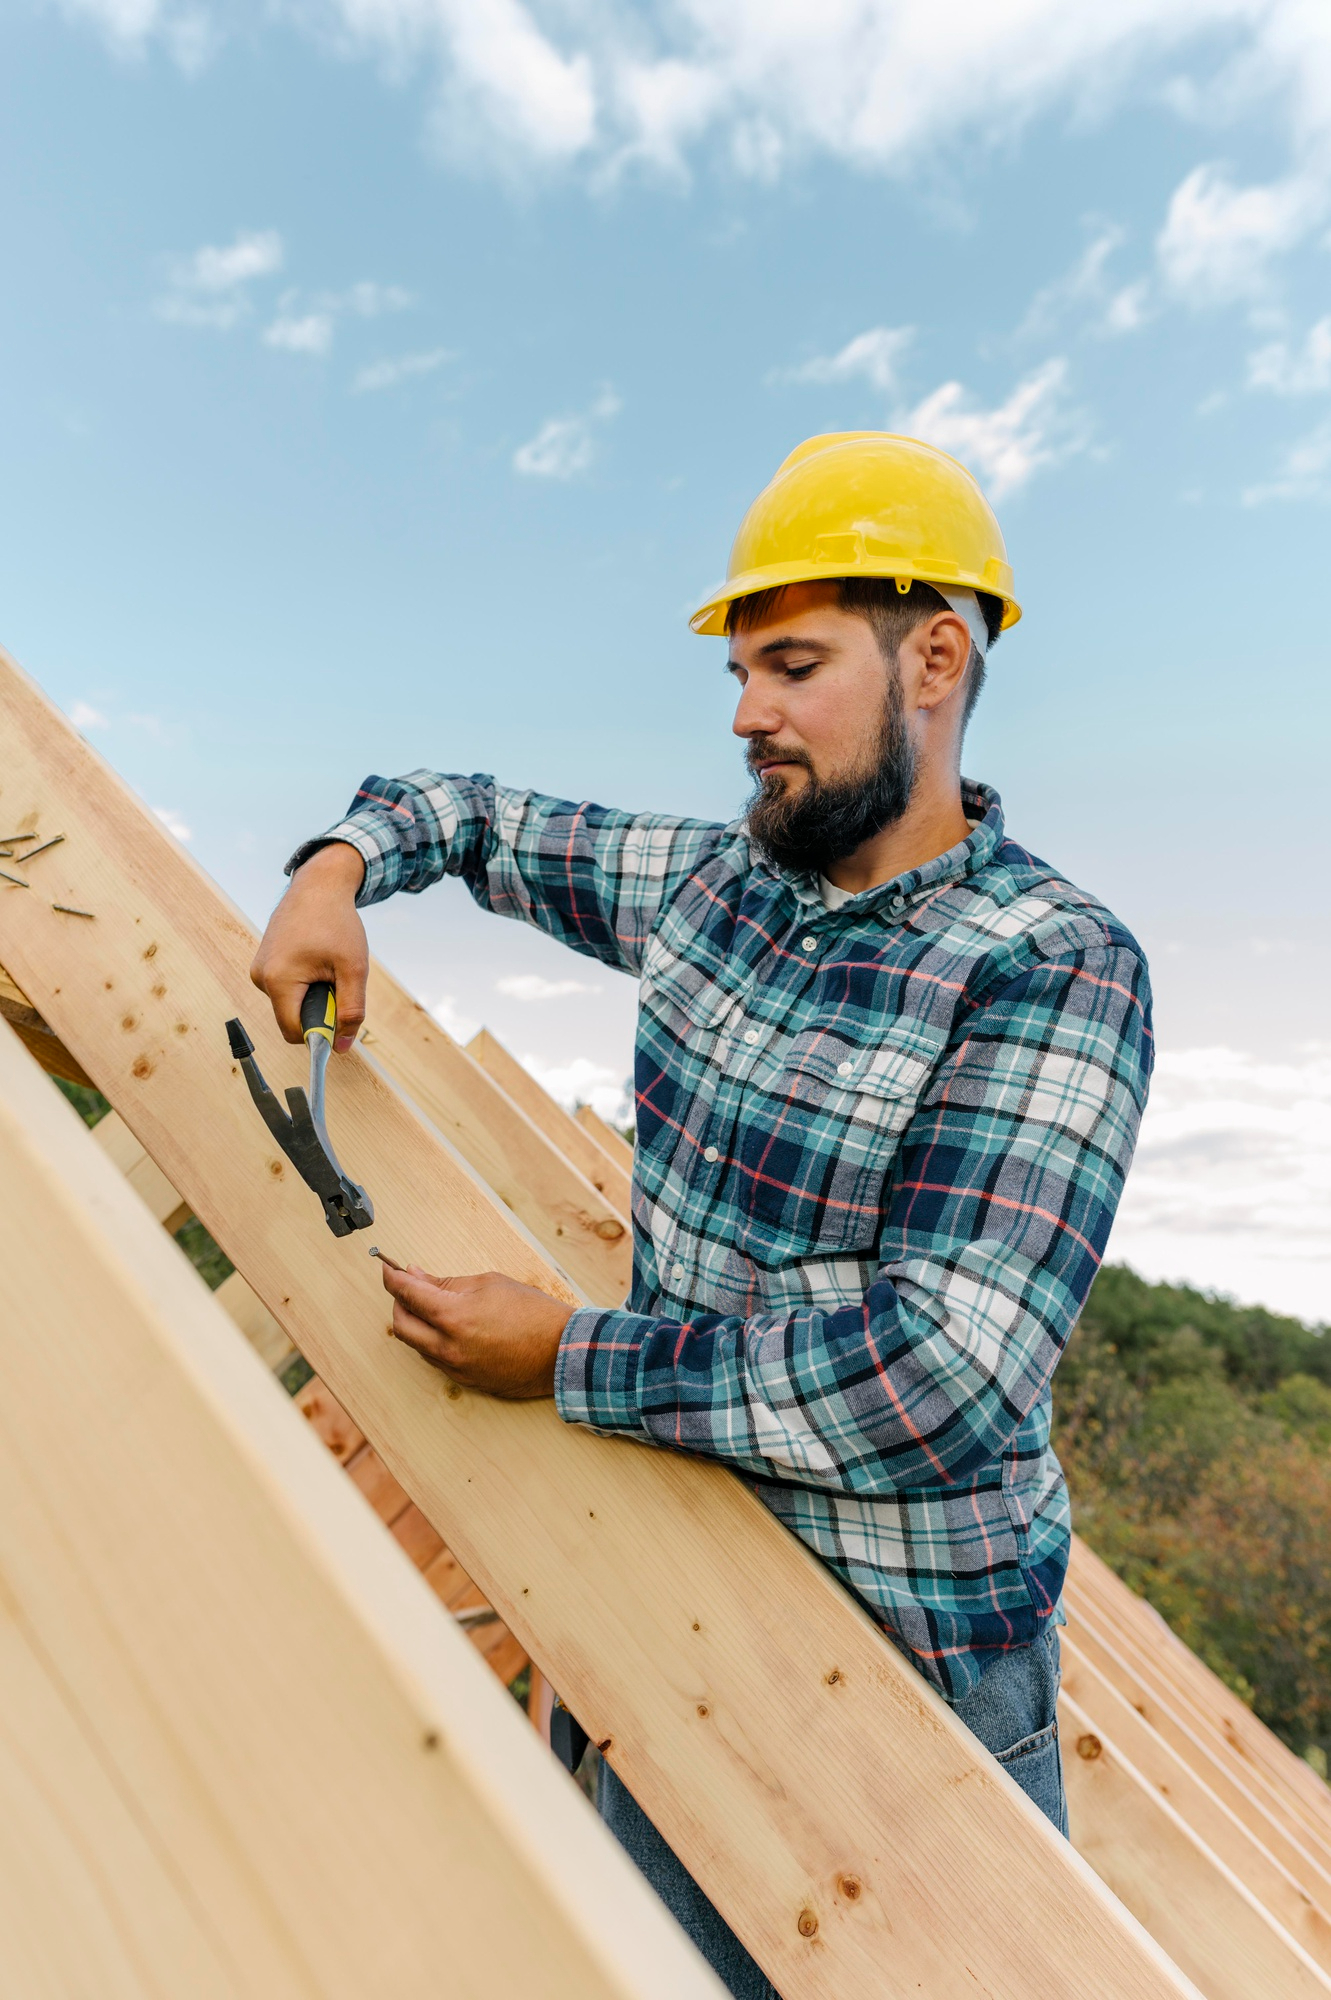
[2,0,1328,1320]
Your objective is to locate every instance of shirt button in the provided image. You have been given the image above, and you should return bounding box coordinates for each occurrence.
[671,1262,685,1283]
[801,936,817,952]
[704,1145,719,1163]
[837,1061,853,1077]
[743,1028,759,1045]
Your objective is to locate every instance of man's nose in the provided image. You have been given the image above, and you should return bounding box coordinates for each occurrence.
[732,676,785,740]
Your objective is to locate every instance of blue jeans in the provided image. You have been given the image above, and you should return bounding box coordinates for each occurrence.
[598,1627,1067,2000]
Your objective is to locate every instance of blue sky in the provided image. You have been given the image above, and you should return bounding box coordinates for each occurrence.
[2,0,1329,1317]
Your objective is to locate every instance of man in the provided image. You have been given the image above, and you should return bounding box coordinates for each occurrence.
[253,432,1152,2000]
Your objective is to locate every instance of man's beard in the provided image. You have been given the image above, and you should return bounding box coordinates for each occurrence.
[744,671,917,875]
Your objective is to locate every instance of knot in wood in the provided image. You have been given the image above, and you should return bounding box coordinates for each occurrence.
[1076,1734,1103,1761]
[797,1910,819,1939]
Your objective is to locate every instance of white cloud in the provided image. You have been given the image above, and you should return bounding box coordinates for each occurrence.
[1242,419,1331,503]
[263,312,335,355]
[68,700,109,730]
[59,0,214,68]
[156,229,283,331]
[152,806,192,842]
[1109,1044,1331,1324]
[1156,165,1323,304]
[514,387,621,478]
[326,281,412,317]
[1247,316,1331,394]
[169,0,1329,245]
[430,993,481,1044]
[496,974,600,1001]
[777,325,913,394]
[353,347,453,393]
[898,358,1085,499]
[520,1051,631,1127]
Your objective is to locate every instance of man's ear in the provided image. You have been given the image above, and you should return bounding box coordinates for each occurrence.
[913,613,974,710]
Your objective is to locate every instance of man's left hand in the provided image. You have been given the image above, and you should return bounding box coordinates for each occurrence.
[380,1262,572,1399]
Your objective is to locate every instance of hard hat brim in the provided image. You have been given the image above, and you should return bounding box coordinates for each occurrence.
[690,557,1022,638]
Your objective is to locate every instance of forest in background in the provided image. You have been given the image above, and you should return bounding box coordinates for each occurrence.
[1055,1264,1331,1770]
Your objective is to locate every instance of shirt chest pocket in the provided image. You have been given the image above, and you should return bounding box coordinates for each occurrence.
[731,1027,944,1263]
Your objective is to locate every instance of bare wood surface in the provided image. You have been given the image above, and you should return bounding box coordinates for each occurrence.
[0,957,96,1085]
[363,965,632,1303]
[1061,1635,1331,1966]
[576,1101,636,1176]
[1065,1587,1331,1898]
[92,1106,192,1232]
[1061,1688,1331,1999]
[467,1026,635,1216]
[0,1015,721,2000]
[0,640,1201,1999]
[1069,1540,1331,1848]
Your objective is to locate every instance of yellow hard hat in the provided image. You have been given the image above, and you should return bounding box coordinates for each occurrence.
[690,432,1021,637]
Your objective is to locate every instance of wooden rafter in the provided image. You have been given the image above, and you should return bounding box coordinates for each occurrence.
[0,1012,721,2000]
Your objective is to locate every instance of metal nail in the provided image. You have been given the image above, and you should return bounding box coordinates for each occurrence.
[0,869,31,887]
[18,835,65,862]
[50,904,95,918]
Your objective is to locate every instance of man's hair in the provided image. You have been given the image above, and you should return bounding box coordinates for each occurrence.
[725,577,1003,729]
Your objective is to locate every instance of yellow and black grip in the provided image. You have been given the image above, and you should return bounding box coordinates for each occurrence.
[300,981,338,1047]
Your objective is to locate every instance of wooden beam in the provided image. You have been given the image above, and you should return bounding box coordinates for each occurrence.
[467,1026,634,1217]
[0,959,95,1086]
[0,640,1200,1999]
[1069,1540,1331,1848]
[576,1101,635,1177]
[1064,1584,1331,1898]
[1061,1688,1331,2000]
[41,1056,521,1683]
[0,1015,719,2000]
[92,1106,192,1232]
[1061,1635,1331,1968]
[363,966,632,1304]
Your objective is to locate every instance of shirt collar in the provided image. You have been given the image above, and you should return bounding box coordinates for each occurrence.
[756,779,1005,917]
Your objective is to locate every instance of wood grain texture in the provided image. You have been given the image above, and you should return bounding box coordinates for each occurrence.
[0,1015,721,2000]
[0,640,1199,2000]
[92,1106,192,1232]
[467,1026,635,1217]
[1061,1636,1331,1968]
[576,1101,636,1177]
[1061,1689,1331,1999]
[363,965,633,1303]
[1069,1540,1331,1850]
[1068,1548,1331,1878]
[0,957,95,1085]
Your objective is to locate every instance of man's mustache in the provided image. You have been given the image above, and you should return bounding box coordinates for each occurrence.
[745,737,814,779]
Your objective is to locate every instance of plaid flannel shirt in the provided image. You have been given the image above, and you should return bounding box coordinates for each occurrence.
[302,772,1152,1700]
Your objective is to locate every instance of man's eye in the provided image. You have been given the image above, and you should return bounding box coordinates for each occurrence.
[784,663,817,681]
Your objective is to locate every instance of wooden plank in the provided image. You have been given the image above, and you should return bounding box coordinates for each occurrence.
[1067,1553,1331,1871]
[576,1101,636,1177]
[0,642,1201,1998]
[0,1009,721,2000]
[214,1267,299,1372]
[0,957,96,1085]
[92,1106,193,1232]
[1064,1586,1331,1897]
[48,1046,521,1684]
[1061,1689,1331,2000]
[467,1026,635,1217]
[363,966,632,1304]
[1061,1636,1331,1967]
[1069,1540,1331,1848]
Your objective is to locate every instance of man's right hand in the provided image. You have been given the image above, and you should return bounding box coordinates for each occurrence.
[249,842,369,1053]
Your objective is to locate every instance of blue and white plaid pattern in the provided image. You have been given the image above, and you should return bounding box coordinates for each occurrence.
[304,773,1152,1699]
